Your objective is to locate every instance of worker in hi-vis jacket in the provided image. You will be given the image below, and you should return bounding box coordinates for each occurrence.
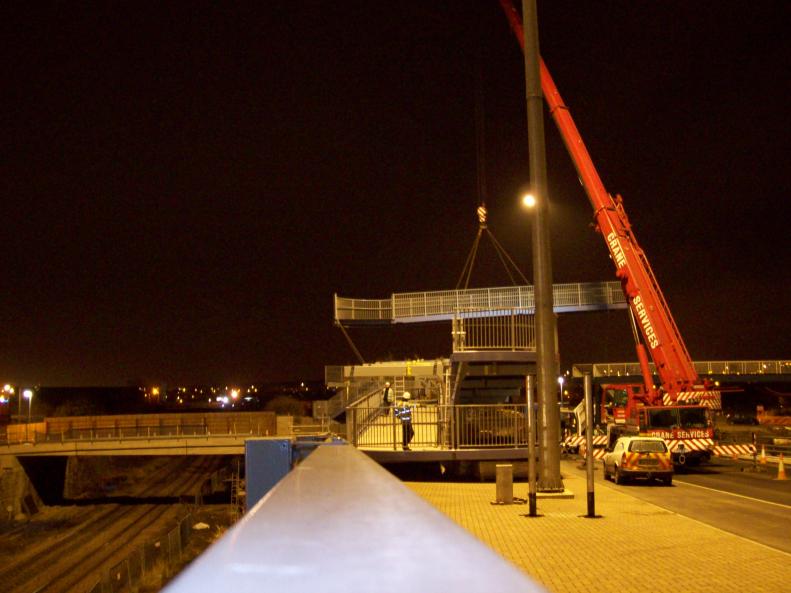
[394,392,415,450]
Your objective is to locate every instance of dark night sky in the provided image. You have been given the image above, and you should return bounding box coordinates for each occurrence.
[2,1,789,387]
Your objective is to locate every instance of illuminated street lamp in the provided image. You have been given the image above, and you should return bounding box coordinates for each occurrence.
[23,389,33,441]
[521,193,537,208]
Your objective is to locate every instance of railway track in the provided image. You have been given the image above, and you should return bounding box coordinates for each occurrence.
[2,455,224,593]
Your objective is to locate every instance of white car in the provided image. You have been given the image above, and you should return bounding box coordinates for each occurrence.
[603,435,673,485]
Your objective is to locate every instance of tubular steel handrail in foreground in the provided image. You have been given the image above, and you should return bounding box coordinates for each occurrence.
[335,281,626,324]
[161,444,544,593]
[348,404,528,450]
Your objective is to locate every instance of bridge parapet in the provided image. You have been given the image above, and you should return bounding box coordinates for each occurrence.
[3,411,277,446]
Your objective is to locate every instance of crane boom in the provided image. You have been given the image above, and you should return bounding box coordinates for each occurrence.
[499,0,702,402]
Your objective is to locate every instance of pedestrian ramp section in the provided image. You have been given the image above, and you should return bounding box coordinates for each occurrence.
[355,406,440,450]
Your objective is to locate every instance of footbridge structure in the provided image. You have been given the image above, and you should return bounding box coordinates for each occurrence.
[573,360,791,382]
[335,280,626,324]
[328,281,628,466]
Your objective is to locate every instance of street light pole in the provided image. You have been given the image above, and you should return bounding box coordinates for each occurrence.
[23,389,33,441]
[521,0,563,491]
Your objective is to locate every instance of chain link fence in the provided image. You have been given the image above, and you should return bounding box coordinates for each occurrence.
[87,512,195,593]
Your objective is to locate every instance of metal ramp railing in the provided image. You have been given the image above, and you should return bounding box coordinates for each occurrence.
[348,404,529,450]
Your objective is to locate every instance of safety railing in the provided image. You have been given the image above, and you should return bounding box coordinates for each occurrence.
[346,387,388,444]
[758,441,791,461]
[695,360,791,375]
[335,281,626,323]
[2,411,279,445]
[334,294,392,322]
[347,404,528,450]
[2,421,276,445]
[453,405,528,448]
[291,419,344,436]
[452,310,535,352]
[584,359,791,378]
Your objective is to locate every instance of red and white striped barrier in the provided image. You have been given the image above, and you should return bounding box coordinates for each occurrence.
[572,435,609,460]
[712,444,756,457]
[564,435,608,448]
[566,434,758,460]
[662,391,722,409]
[665,438,713,453]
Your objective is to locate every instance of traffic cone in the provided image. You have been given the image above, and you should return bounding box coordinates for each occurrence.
[777,454,787,481]
[760,445,767,465]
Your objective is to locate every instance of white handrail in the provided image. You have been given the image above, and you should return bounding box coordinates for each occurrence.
[336,281,626,323]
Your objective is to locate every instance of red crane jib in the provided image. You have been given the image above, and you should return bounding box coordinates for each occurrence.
[499,0,701,401]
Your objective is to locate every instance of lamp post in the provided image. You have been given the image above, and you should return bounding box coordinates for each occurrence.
[520,0,563,492]
[23,389,33,441]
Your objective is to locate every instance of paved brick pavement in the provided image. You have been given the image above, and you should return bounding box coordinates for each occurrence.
[406,460,791,593]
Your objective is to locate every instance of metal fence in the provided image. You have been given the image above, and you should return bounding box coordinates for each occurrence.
[5,420,275,445]
[334,294,392,322]
[347,404,528,450]
[88,512,195,593]
[452,310,535,352]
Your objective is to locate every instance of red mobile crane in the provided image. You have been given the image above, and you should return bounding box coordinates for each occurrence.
[499,1,720,463]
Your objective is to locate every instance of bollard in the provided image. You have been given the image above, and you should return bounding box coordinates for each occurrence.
[526,374,537,516]
[583,374,598,518]
[495,464,514,504]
